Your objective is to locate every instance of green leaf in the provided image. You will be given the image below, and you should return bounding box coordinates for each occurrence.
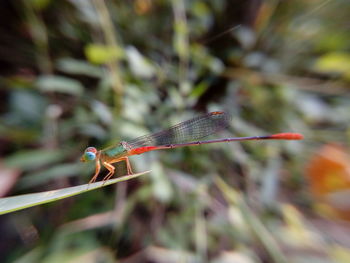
[190,82,209,98]
[0,171,150,215]
[85,44,124,64]
[36,75,84,96]
[126,46,156,78]
[31,0,51,10]
[313,52,350,80]
[56,58,103,78]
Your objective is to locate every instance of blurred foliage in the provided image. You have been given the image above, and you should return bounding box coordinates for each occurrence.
[0,0,350,262]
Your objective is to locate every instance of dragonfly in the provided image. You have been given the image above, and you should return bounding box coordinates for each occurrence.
[80,111,303,184]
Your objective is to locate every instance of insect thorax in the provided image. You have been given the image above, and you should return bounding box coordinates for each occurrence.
[103,141,130,157]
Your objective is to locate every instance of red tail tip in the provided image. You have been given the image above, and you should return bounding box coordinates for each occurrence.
[270,133,304,140]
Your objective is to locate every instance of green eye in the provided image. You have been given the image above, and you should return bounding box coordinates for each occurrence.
[84,151,96,161]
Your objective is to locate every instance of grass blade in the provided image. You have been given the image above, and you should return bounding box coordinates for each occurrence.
[0,171,150,215]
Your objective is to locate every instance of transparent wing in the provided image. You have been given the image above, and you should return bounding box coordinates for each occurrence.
[127,111,231,148]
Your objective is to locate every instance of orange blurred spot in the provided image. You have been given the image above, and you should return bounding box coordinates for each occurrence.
[306,144,350,220]
[134,0,152,15]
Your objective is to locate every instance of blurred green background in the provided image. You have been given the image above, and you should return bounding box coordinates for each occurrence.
[1,0,350,262]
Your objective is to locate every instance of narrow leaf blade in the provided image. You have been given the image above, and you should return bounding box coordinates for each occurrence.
[0,171,150,215]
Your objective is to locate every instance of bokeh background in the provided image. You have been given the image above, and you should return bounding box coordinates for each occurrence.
[1,0,350,262]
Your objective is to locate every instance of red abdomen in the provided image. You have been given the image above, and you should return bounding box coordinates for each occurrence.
[270,133,304,140]
[129,146,159,155]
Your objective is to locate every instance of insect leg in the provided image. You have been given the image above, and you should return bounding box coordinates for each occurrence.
[89,158,101,184]
[102,161,116,183]
[123,156,134,175]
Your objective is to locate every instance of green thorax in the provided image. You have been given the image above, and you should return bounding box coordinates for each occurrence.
[102,141,129,157]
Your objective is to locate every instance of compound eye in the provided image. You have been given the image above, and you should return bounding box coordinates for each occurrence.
[84,151,96,161]
[85,147,97,153]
